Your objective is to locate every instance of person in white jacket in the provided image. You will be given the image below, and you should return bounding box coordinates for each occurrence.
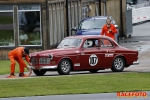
[19,30,28,44]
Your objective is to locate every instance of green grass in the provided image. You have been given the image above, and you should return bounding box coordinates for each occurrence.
[0,60,28,75]
[0,60,150,98]
[0,72,150,98]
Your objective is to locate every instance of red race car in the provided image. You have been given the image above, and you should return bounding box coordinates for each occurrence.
[30,35,139,76]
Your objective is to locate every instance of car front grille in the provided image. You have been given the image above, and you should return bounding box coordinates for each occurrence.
[39,57,50,64]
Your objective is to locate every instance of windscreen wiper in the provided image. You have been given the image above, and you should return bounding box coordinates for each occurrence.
[91,28,102,29]
[64,45,69,46]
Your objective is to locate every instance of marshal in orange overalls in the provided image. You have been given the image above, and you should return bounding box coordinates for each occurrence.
[101,24,117,40]
[8,47,30,75]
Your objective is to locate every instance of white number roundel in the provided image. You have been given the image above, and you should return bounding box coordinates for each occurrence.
[89,54,98,66]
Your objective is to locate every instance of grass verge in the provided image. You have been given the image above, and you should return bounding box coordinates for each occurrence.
[0,60,28,75]
[0,72,150,98]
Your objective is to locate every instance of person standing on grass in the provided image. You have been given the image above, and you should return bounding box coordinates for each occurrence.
[7,47,32,78]
[101,17,117,40]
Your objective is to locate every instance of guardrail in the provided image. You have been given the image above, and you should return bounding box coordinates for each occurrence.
[132,6,150,24]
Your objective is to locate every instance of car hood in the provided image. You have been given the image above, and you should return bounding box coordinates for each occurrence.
[76,29,102,35]
[30,48,79,57]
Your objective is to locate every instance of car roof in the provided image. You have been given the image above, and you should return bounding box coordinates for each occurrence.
[66,35,111,40]
[82,16,112,21]
[65,35,118,46]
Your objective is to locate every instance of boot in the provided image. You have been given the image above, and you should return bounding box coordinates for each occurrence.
[6,73,16,78]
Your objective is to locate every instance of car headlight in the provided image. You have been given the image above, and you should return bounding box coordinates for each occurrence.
[49,54,53,60]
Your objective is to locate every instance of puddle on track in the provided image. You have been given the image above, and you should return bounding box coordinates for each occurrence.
[136,45,150,52]
[120,41,150,52]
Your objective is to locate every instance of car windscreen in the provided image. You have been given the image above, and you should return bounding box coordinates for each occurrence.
[127,0,137,4]
[57,38,82,48]
[78,19,106,30]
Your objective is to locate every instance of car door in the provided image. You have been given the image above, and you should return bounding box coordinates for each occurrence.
[80,38,104,70]
[100,38,116,68]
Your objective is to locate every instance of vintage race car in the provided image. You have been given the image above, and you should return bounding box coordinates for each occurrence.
[30,35,139,76]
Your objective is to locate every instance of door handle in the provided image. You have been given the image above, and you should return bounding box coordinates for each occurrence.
[81,52,85,55]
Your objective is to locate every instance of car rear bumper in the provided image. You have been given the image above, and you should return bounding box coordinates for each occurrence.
[132,61,139,65]
[29,66,58,70]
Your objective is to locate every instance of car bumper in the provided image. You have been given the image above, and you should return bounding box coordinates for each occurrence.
[29,66,58,70]
[132,61,139,65]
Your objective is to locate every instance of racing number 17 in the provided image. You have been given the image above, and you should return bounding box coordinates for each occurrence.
[90,57,97,64]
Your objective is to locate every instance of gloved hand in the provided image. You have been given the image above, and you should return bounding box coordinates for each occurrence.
[26,66,32,76]
[29,62,32,66]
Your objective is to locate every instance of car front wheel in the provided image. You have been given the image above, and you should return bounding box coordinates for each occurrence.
[111,57,125,72]
[58,59,72,75]
[33,70,46,76]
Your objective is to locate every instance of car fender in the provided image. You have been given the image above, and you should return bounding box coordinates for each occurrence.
[57,56,73,69]
[112,54,127,66]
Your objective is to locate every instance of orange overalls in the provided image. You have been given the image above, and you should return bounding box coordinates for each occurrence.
[101,24,117,40]
[8,47,30,74]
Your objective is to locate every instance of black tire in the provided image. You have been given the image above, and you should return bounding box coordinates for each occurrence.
[89,70,98,73]
[111,57,125,72]
[58,59,72,75]
[33,70,46,76]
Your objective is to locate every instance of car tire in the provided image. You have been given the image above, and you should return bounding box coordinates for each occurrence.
[111,57,125,72]
[89,70,98,73]
[33,70,46,76]
[58,59,72,75]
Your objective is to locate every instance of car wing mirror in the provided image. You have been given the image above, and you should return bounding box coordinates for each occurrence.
[71,27,77,31]
[114,25,118,29]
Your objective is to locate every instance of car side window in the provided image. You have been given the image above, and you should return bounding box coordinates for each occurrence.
[100,39,113,47]
[83,39,99,48]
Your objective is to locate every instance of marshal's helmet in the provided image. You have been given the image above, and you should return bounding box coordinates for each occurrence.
[24,47,29,55]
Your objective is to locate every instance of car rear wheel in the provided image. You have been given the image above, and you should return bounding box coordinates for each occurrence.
[111,57,125,72]
[58,59,71,75]
[33,70,46,76]
[89,70,98,73]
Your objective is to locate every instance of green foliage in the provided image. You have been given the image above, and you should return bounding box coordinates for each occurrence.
[0,16,13,24]
[0,30,14,44]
